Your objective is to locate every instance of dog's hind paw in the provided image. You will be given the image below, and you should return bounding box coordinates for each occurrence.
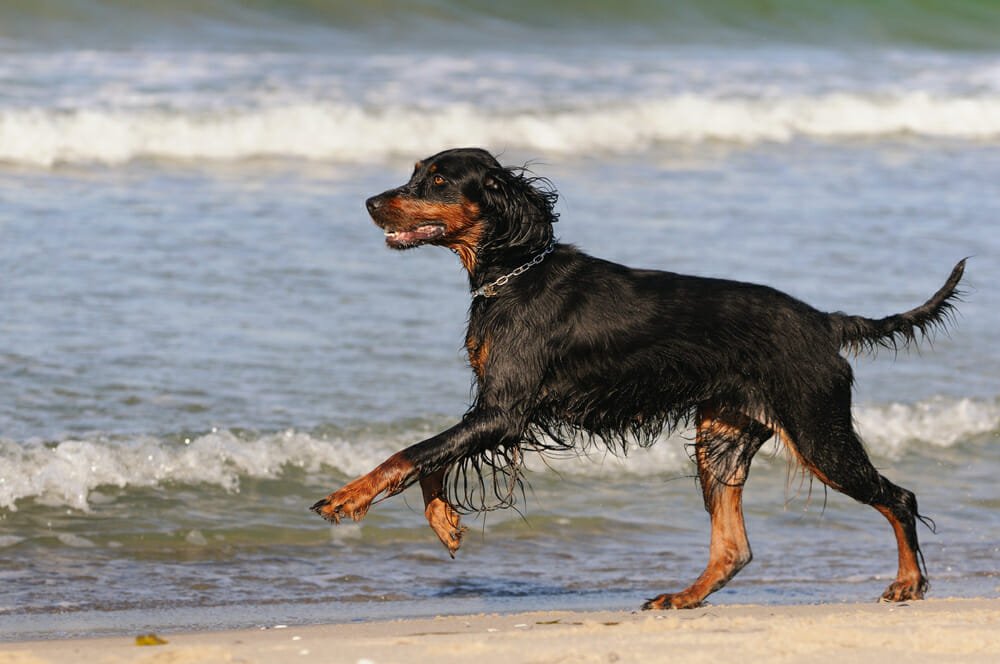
[641,593,704,610]
[879,579,927,603]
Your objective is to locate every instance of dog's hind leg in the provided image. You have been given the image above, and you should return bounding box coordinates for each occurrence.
[779,365,929,602]
[643,405,771,610]
[420,468,466,558]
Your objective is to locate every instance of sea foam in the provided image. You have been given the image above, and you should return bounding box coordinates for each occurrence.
[3,93,1000,167]
[1,397,996,511]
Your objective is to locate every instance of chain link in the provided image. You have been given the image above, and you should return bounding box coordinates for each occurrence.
[472,241,556,299]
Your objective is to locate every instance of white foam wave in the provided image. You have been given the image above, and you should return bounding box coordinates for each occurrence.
[855,397,999,458]
[4,92,1000,166]
[0,397,995,510]
[0,429,397,512]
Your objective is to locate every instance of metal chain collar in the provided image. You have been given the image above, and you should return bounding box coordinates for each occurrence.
[471,241,556,299]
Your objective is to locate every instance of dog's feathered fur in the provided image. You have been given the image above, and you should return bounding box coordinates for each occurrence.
[312,147,965,609]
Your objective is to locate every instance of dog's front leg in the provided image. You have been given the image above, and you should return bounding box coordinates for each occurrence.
[312,409,517,526]
[420,469,466,557]
[310,450,415,523]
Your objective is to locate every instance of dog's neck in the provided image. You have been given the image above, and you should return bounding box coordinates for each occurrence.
[466,240,557,299]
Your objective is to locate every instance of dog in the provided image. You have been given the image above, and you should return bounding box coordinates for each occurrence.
[312,147,965,609]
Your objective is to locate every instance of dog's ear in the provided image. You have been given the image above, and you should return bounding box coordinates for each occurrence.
[482,171,502,192]
[475,168,514,210]
[478,167,558,220]
[476,167,515,213]
[474,166,559,249]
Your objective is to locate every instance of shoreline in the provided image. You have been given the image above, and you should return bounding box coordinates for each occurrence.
[1,598,997,664]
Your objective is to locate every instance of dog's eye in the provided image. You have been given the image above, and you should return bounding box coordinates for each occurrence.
[432,175,446,187]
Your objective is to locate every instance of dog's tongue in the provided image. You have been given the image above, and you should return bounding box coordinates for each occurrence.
[386,224,445,245]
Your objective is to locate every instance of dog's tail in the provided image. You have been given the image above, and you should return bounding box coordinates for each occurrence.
[830,259,966,355]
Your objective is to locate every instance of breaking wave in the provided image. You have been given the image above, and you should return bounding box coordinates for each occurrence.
[4,93,1000,167]
[1,397,996,511]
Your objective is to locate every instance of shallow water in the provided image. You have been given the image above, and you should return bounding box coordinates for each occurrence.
[2,0,999,640]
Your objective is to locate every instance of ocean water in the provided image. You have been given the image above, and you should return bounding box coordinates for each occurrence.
[1,0,999,641]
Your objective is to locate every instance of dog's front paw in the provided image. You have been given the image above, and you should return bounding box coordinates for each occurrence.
[311,482,375,524]
[424,497,467,558]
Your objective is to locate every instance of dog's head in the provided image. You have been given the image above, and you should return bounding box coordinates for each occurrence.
[365,148,558,271]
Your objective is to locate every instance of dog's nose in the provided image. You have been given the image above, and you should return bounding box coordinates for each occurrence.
[366,195,384,214]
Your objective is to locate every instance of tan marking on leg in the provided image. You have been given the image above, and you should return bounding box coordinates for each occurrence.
[771,423,926,602]
[874,505,927,601]
[420,470,467,558]
[644,405,755,610]
[768,422,843,495]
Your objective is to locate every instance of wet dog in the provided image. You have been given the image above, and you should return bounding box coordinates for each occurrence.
[313,147,964,608]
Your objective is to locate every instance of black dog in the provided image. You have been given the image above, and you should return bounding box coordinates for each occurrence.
[313,147,964,608]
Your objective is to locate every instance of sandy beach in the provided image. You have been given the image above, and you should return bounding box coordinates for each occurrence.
[1,598,997,664]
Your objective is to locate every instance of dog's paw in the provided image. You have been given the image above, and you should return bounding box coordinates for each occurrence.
[424,497,467,558]
[310,483,374,524]
[879,578,927,603]
[641,593,704,611]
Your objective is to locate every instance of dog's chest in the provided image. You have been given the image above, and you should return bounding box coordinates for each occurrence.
[465,333,489,381]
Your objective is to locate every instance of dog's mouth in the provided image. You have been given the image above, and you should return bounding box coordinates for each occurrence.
[383,223,446,249]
